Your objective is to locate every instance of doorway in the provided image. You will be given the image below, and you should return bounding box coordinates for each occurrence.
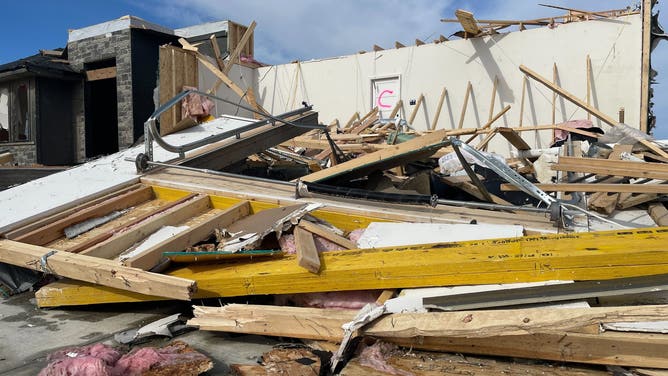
[84,59,118,158]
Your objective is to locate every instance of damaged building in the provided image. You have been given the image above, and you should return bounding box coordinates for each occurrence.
[2,2,668,375]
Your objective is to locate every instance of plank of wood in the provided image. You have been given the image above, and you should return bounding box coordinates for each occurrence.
[188,303,668,340]
[158,45,198,136]
[440,176,512,205]
[640,0,652,132]
[497,127,531,150]
[123,201,251,270]
[588,192,620,214]
[372,44,384,51]
[209,34,225,70]
[0,239,195,300]
[350,114,379,135]
[34,227,668,306]
[297,220,356,249]
[455,9,481,36]
[519,76,527,127]
[389,331,668,369]
[0,152,13,165]
[408,94,424,124]
[649,203,668,226]
[389,99,403,119]
[415,39,425,46]
[395,41,405,48]
[344,112,360,129]
[617,193,659,209]
[85,66,116,81]
[457,82,472,129]
[501,183,668,194]
[488,76,498,122]
[223,21,257,75]
[553,156,668,180]
[13,185,155,246]
[294,227,321,273]
[299,129,449,184]
[78,194,211,259]
[430,87,447,130]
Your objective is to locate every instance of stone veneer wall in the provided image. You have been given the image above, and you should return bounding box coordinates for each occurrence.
[3,144,36,165]
[67,29,134,162]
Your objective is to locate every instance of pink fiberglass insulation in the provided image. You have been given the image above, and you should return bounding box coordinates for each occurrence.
[358,341,415,376]
[275,290,382,309]
[38,341,212,376]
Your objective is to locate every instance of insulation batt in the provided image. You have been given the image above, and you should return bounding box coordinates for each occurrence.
[358,341,415,376]
[277,229,380,309]
[38,341,212,376]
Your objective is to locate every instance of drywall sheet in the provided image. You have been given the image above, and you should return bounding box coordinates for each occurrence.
[252,14,642,154]
[0,115,256,233]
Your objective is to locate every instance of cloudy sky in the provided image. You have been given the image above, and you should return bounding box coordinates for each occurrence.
[3,1,667,137]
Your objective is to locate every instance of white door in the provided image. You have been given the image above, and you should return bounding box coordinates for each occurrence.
[371,76,400,119]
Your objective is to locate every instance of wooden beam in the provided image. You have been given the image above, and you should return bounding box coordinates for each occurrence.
[85,67,116,81]
[123,201,251,270]
[343,112,360,129]
[13,185,154,246]
[209,34,226,70]
[501,183,668,194]
[553,156,668,180]
[223,20,257,75]
[430,87,447,130]
[372,44,384,51]
[488,76,498,122]
[408,94,424,124]
[297,220,356,249]
[389,332,668,369]
[415,39,425,46]
[389,99,403,119]
[455,9,481,36]
[497,127,531,150]
[395,41,405,49]
[0,152,13,165]
[0,239,195,300]
[34,227,668,306]
[521,64,668,158]
[294,227,321,273]
[640,0,652,132]
[649,203,668,226]
[458,82,473,129]
[188,303,668,341]
[299,129,448,183]
[519,76,527,127]
[78,194,211,259]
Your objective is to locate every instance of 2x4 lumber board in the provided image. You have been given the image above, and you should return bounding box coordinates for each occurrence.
[0,239,195,300]
[350,114,379,135]
[389,332,668,369]
[520,64,668,158]
[299,129,449,183]
[640,0,652,132]
[189,304,668,341]
[13,185,155,246]
[123,200,251,270]
[297,220,356,249]
[344,112,360,129]
[223,21,257,75]
[34,227,668,306]
[488,76,498,122]
[501,183,668,194]
[455,9,481,35]
[649,203,668,226]
[0,151,13,164]
[79,194,211,260]
[294,227,321,273]
[430,87,447,130]
[389,99,403,119]
[85,66,116,81]
[209,34,225,70]
[408,94,424,124]
[457,82,472,129]
[618,193,659,209]
[497,127,531,150]
[553,156,668,180]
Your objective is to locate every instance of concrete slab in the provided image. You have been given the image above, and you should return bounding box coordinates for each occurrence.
[0,292,278,375]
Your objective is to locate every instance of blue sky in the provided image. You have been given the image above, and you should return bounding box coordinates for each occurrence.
[4,0,668,138]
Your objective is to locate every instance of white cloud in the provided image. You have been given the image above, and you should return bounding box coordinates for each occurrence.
[147,0,668,137]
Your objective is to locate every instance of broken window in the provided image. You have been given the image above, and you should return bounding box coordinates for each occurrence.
[0,79,33,143]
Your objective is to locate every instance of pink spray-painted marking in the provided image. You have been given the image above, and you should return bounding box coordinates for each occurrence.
[376,89,394,108]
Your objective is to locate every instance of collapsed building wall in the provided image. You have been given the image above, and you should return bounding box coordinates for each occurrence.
[250,14,642,153]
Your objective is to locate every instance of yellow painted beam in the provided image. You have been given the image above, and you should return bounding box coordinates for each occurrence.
[36,227,668,307]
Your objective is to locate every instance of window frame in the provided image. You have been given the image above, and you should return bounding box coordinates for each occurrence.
[0,78,36,144]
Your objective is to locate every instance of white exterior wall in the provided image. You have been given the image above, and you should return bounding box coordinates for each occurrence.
[252,14,642,153]
[198,62,258,119]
